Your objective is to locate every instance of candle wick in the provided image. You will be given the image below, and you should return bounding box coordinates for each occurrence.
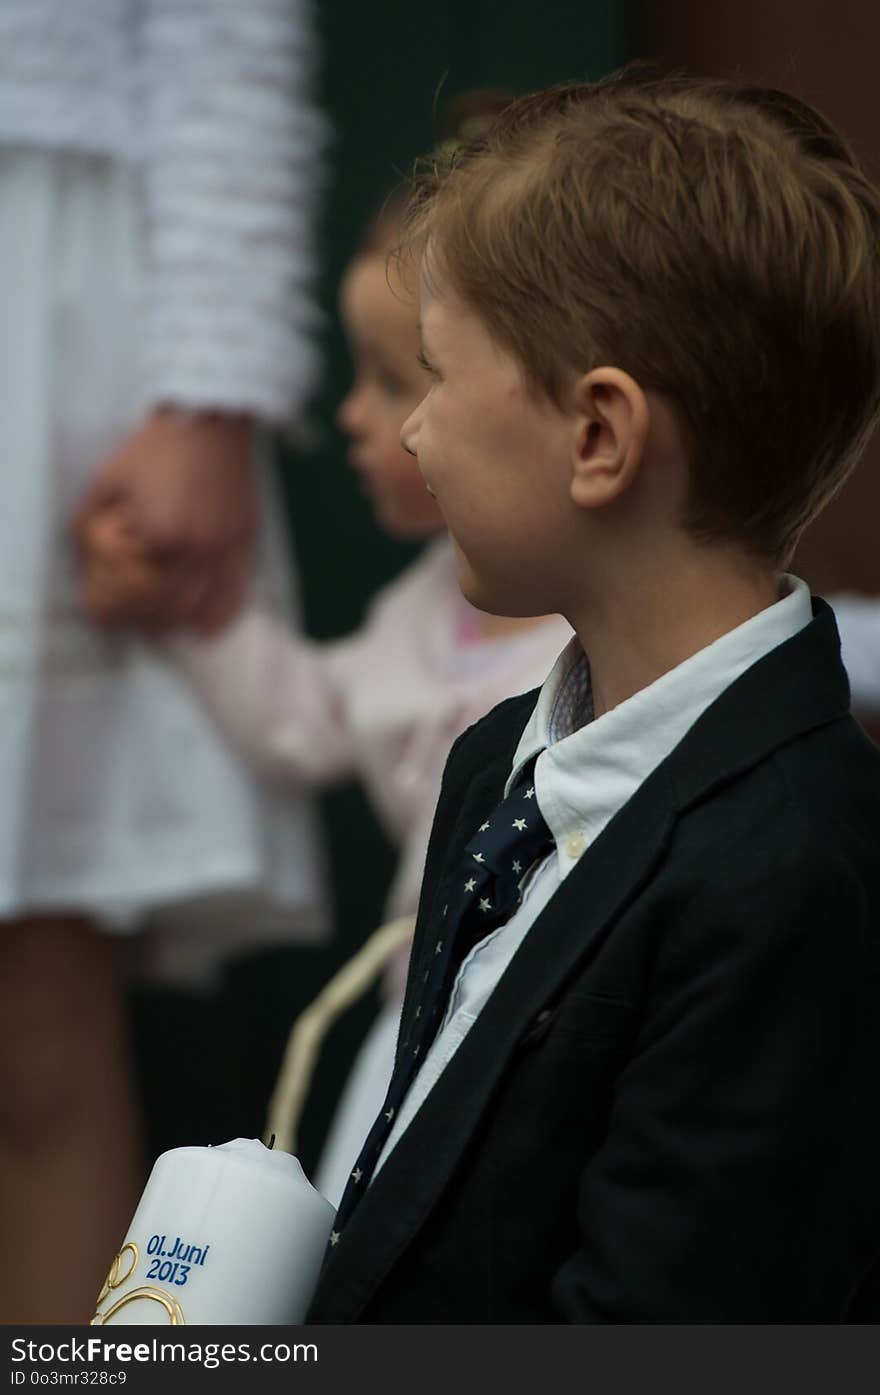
[268,1133,276,1150]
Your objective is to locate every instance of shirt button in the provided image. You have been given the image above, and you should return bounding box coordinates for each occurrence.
[565,831,586,859]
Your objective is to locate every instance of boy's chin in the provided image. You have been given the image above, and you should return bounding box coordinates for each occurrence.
[452,548,513,616]
[373,498,445,543]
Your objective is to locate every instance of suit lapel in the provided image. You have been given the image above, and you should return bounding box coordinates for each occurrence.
[311,758,678,1322]
[311,598,851,1322]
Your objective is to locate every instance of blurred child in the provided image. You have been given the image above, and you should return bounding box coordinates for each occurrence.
[80,99,573,1204]
[297,72,880,1321]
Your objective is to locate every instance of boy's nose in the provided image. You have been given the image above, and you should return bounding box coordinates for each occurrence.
[400,406,419,457]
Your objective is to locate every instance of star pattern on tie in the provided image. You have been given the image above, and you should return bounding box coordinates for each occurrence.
[329,754,552,1246]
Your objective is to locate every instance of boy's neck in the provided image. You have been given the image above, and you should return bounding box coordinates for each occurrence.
[472,611,555,643]
[566,546,783,720]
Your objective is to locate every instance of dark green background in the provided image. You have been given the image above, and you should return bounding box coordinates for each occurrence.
[133,0,631,1172]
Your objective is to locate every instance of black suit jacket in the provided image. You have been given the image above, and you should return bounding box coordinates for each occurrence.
[309,600,880,1322]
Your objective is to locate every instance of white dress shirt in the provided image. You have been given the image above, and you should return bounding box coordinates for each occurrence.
[374,576,813,1173]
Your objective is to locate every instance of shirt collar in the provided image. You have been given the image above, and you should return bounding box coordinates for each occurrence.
[505,575,813,867]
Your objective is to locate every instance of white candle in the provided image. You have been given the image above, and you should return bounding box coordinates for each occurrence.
[91,1139,335,1325]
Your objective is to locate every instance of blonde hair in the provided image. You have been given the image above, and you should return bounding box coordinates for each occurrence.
[401,71,880,563]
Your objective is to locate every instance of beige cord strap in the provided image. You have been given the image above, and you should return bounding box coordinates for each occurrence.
[264,915,416,1155]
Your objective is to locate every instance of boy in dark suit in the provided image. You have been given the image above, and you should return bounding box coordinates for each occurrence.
[309,72,880,1322]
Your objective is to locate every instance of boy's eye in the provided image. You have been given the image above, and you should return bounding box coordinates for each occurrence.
[416,350,436,375]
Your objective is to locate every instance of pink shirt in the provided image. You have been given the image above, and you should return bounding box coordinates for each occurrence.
[171,539,572,923]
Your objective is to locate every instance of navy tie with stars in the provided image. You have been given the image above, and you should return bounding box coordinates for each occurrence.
[330,755,553,1244]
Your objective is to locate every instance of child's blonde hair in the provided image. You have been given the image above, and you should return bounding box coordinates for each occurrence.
[402,70,880,563]
[362,88,514,258]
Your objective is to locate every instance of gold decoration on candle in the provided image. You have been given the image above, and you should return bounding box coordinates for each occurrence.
[91,1241,186,1325]
[94,1242,139,1309]
[93,1286,185,1325]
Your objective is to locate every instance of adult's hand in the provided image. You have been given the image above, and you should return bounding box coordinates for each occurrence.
[75,408,258,633]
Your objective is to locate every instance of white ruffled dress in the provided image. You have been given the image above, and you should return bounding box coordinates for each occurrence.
[0,0,329,981]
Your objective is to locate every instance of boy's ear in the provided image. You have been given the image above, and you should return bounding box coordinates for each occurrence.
[569,367,650,510]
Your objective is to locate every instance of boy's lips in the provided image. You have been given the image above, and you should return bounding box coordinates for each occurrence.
[418,465,437,497]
